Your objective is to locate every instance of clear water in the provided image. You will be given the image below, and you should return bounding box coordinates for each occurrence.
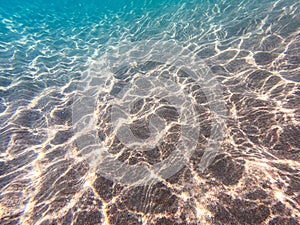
[0,0,300,224]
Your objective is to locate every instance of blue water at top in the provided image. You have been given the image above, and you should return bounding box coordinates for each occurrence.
[1,0,299,102]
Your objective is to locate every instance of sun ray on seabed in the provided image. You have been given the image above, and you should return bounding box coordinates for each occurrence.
[0,0,299,224]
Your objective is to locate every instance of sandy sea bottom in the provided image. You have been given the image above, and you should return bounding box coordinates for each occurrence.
[0,0,299,224]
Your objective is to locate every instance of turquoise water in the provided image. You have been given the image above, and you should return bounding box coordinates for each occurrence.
[0,0,300,224]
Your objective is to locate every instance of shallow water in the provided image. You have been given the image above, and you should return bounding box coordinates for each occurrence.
[0,0,299,224]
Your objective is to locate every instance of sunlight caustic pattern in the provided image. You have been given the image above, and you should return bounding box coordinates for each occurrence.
[0,0,299,224]
[72,40,227,186]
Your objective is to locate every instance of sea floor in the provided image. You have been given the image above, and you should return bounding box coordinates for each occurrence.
[0,0,299,224]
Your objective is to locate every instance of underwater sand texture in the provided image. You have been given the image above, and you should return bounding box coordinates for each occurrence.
[0,0,299,224]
